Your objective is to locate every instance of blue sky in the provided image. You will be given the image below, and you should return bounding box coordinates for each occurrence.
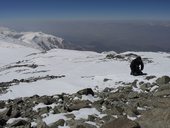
[0,0,170,21]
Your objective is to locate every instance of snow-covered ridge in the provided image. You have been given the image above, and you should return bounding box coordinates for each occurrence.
[19,32,64,51]
[0,27,65,51]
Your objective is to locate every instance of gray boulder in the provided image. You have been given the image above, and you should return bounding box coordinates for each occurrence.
[101,117,140,128]
[66,100,91,112]
[128,92,140,99]
[0,106,20,119]
[38,96,55,105]
[157,83,170,91]
[65,114,75,119]
[76,123,97,128]
[8,119,31,128]
[52,106,60,114]
[38,107,50,115]
[153,90,170,97]
[0,118,7,126]
[140,83,152,92]
[137,108,170,128]
[50,119,65,128]
[37,121,49,128]
[145,75,156,80]
[77,88,94,96]
[0,101,5,109]
[156,76,170,85]
[101,115,115,123]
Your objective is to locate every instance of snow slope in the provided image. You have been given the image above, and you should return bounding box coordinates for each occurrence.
[0,36,39,66]
[0,27,170,100]
[0,46,170,100]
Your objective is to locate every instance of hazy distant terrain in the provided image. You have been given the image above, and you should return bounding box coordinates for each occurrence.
[1,20,170,52]
[1,21,170,128]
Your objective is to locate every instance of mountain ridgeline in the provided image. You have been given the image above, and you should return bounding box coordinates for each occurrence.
[0,27,66,51]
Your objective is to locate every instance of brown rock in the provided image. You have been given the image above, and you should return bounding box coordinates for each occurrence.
[9,119,31,127]
[156,76,170,85]
[101,117,140,128]
[66,100,91,112]
[37,121,49,128]
[137,108,170,128]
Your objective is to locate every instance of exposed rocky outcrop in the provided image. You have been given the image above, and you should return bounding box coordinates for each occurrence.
[8,119,31,128]
[156,75,170,85]
[101,117,140,128]
[0,76,170,128]
[0,64,38,72]
[106,53,153,63]
[0,75,65,95]
[77,88,95,96]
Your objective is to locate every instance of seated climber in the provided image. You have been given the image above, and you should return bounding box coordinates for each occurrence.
[130,56,146,76]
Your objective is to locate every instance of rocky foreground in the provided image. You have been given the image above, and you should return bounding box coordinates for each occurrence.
[0,75,170,128]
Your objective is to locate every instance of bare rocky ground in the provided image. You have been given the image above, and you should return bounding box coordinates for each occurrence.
[0,75,65,95]
[0,75,170,128]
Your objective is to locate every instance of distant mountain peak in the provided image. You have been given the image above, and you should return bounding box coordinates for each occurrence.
[0,27,65,51]
[19,31,64,51]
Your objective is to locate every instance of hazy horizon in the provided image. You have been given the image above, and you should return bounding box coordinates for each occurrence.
[0,20,170,53]
[0,0,170,52]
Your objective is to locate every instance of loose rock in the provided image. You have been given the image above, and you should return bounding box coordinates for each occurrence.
[101,118,140,128]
